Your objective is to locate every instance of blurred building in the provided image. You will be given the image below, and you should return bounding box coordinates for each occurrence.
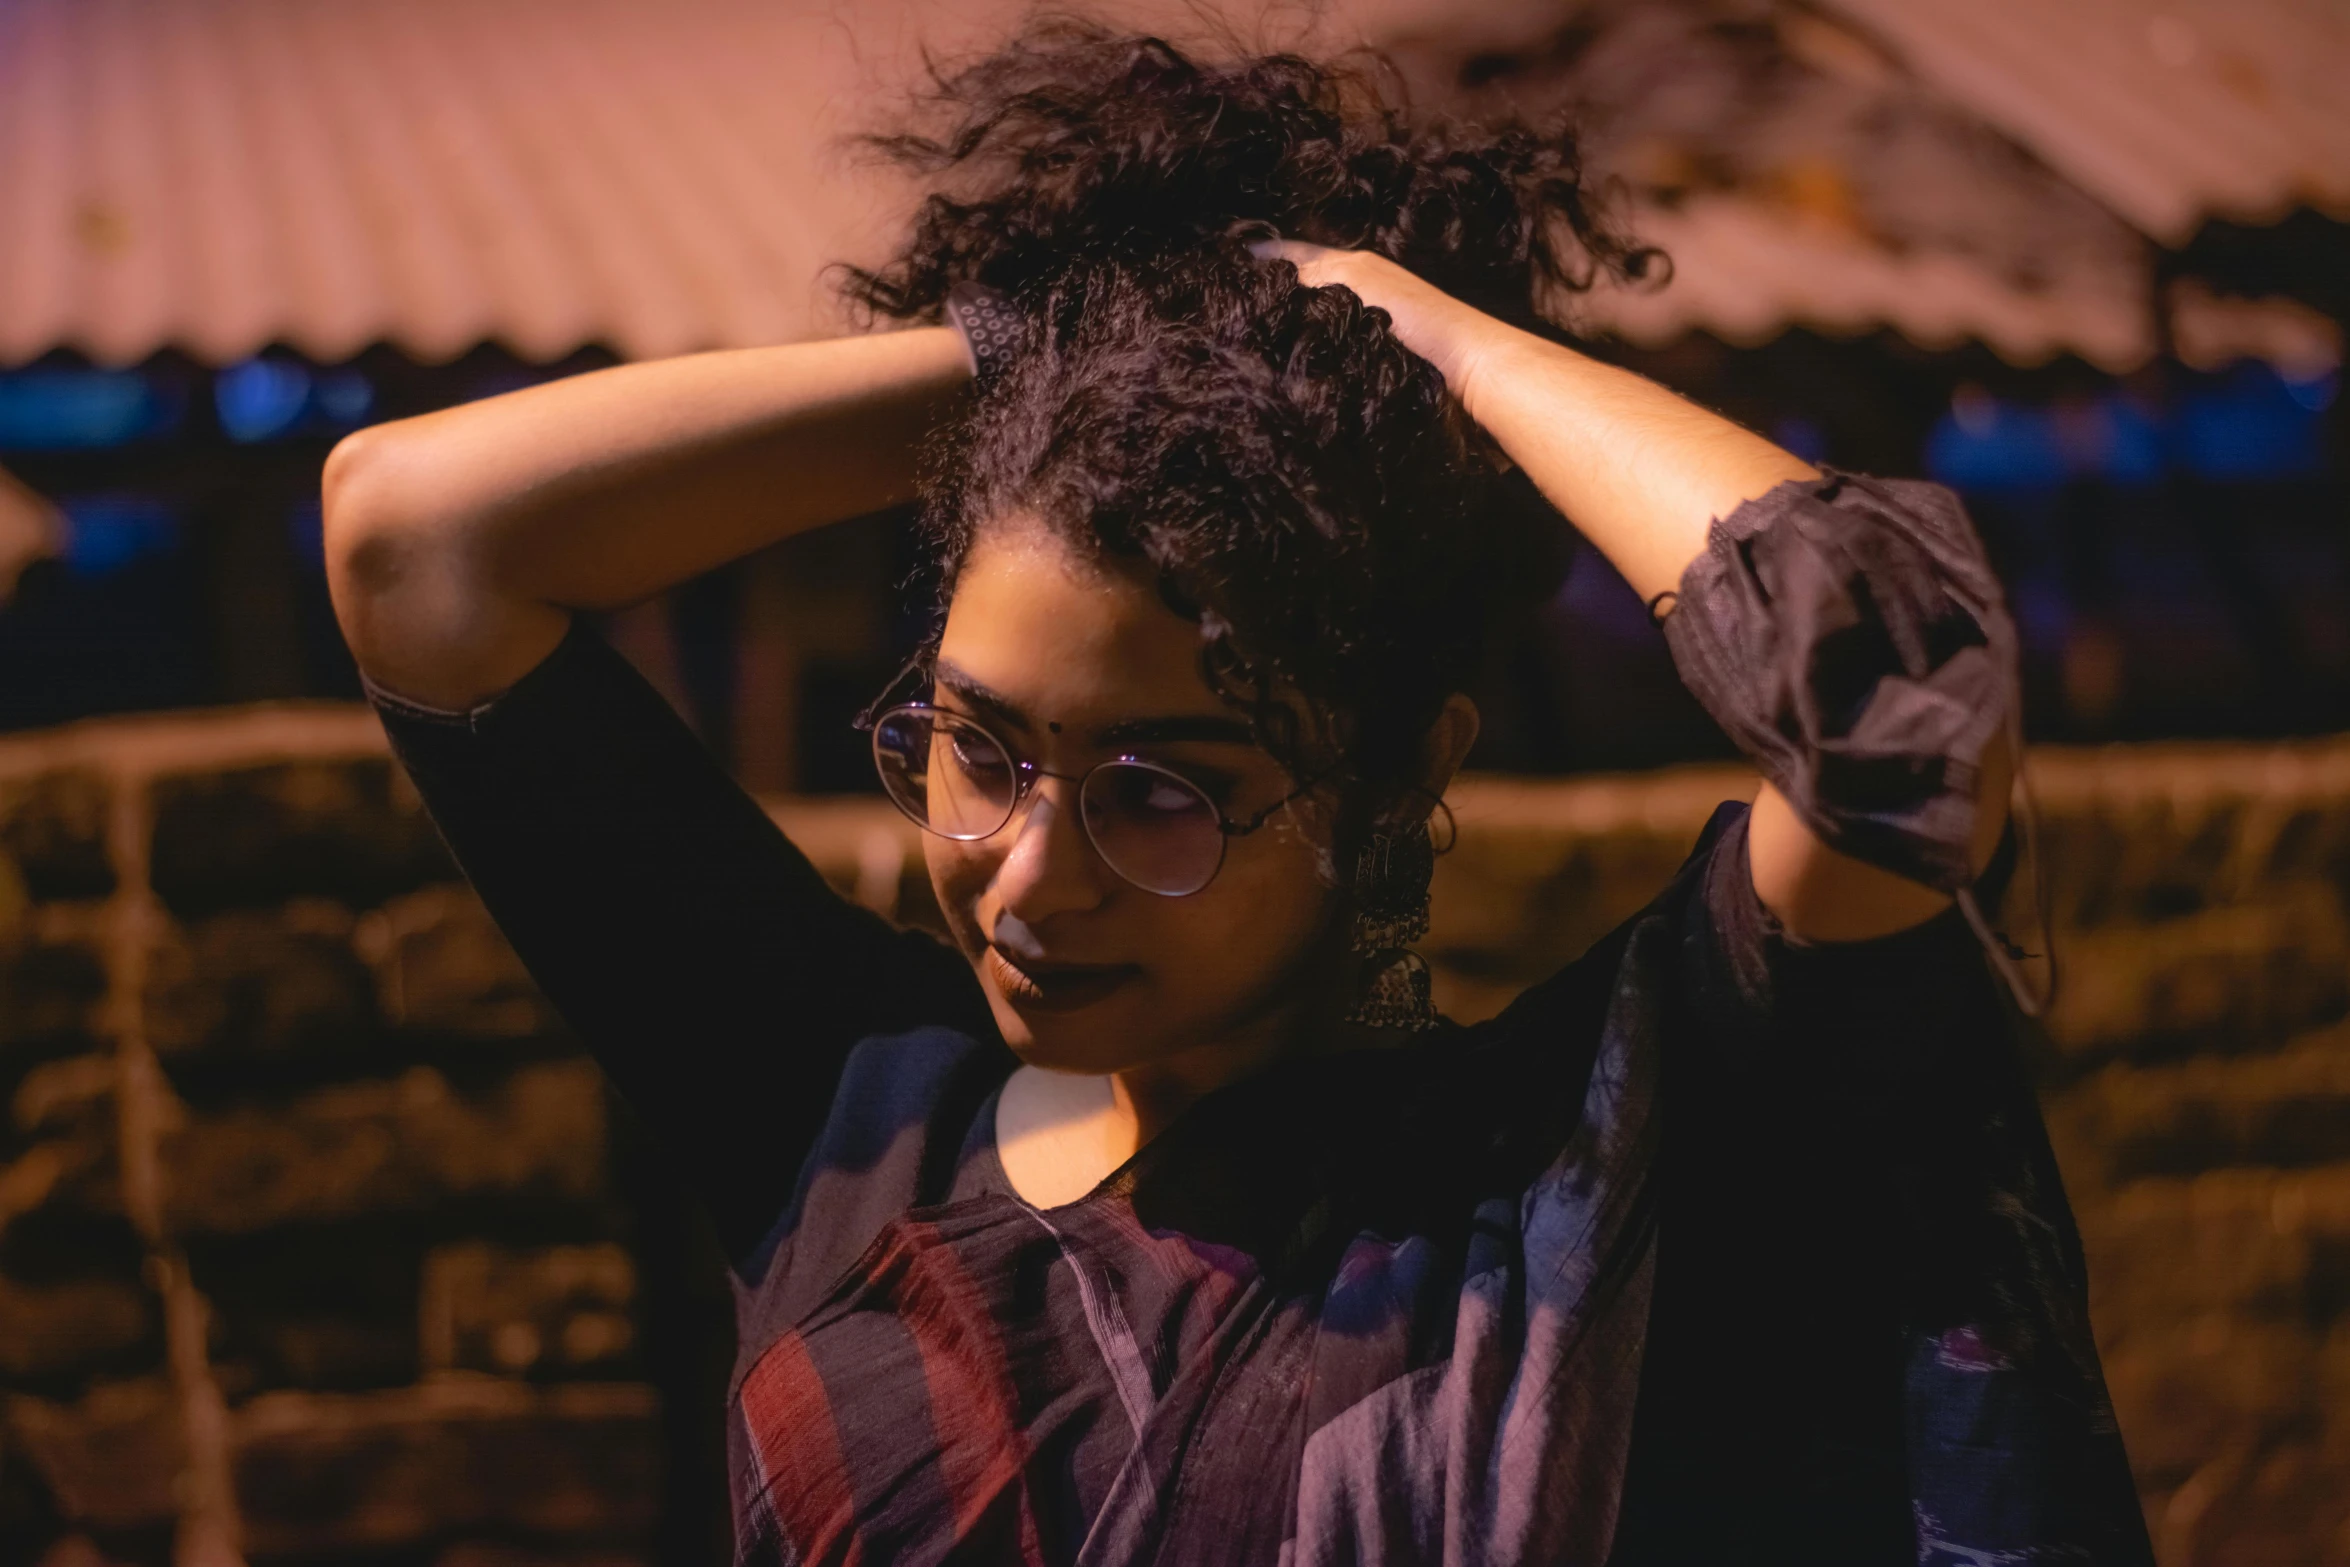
[1,0,2345,773]
[1426,0,2350,767]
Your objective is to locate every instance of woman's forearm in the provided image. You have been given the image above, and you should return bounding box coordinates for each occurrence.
[323,327,971,708]
[1251,242,1813,600]
[1456,325,1818,602]
[1457,322,2016,933]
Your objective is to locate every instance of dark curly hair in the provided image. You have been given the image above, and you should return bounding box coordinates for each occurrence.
[840,21,1657,864]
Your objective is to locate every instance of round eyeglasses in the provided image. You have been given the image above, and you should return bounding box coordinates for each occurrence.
[857,701,1311,897]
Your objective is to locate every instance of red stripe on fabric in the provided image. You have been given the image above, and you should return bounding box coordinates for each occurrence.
[893,1219,1051,1565]
[740,1329,865,1567]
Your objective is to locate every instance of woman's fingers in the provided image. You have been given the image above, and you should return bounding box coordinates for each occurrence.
[1246,240,1499,401]
[1248,236,1340,284]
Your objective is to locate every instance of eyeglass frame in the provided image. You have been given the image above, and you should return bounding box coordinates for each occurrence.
[851,652,1327,896]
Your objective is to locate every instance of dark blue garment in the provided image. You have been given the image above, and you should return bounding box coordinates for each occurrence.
[365,472,2152,1565]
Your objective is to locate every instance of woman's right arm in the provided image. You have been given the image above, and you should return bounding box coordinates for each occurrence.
[323,329,998,1266]
[323,327,971,707]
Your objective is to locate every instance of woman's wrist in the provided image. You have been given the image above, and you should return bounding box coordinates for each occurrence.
[1447,318,1563,431]
[1376,274,1525,414]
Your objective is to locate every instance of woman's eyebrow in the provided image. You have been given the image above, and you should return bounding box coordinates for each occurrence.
[931,661,1256,747]
[932,662,1031,730]
[1096,714,1258,747]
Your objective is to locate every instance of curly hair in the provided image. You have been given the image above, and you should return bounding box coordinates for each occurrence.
[840,21,1657,863]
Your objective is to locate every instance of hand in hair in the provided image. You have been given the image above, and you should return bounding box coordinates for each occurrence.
[1255,233,2014,942]
[1248,231,1812,600]
[1246,238,1501,403]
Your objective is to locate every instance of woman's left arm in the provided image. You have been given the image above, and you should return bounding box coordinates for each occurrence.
[1265,242,2012,942]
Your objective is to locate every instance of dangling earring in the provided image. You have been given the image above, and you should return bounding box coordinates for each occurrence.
[1342,820,1438,1031]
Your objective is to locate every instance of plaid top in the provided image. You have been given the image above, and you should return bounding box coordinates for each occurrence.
[369,481,2152,1567]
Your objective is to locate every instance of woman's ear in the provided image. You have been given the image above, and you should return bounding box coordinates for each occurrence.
[1419,693,1481,801]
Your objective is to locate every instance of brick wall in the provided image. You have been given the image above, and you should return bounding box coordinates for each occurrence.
[1,707,2344,1565]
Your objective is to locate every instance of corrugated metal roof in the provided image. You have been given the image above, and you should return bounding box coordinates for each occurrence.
[1411,0,2346,371]
[1,0,2342,371]
[1821,0,2350,244]
[1402,0,2164,367]
[1587,194,2152,369]
[0,0,894,366]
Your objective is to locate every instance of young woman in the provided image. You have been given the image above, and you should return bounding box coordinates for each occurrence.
[323,29,2150,1567]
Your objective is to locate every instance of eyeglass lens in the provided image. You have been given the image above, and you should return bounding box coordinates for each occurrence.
[870,708,1228,895]
[874,708,1016,838]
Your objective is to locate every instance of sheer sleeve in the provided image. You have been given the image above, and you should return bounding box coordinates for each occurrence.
[364,616,996,1262]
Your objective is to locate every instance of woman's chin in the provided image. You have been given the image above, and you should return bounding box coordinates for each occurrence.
[986,990,1160,1075]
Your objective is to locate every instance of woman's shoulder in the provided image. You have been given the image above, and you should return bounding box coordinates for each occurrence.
[739,1024,1015,1283]
[828,1025,1015,1145]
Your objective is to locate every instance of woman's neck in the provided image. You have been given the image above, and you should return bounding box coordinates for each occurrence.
[995,958,1416,1208]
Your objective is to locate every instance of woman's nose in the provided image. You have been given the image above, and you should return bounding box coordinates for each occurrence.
[992,778,1108,923]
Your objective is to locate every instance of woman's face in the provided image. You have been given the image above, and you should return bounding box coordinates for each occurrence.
[924,521,1345,1079]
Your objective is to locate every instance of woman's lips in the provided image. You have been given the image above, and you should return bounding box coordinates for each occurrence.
[985,946,1138,1013]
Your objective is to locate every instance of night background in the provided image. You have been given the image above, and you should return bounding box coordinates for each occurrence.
[0,1,2345,1563]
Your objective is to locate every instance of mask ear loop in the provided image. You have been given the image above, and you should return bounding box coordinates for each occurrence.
[1955,701,2057,1020]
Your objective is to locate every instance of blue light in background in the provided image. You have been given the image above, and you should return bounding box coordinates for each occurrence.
[59,496,179,576]
[2284,371,2338,413]
[2093,394,2168,486]
[287,497,326,571]
[0,370,180,450]
[1773,414,1827,463]
[1925,361,2334,492]
[2178,363,2328,481]
[216,357,313,442]
[314,368,375,426]
[2008,577,2072,655]
[1925,388,2068,490]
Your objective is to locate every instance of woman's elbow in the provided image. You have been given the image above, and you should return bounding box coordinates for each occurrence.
[319,427,475,686]
[321,426,413,616]
[319,426,566,708]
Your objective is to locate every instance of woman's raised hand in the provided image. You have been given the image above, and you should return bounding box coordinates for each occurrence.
[1248,239,1505,409]
[1255,232,1813,603]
